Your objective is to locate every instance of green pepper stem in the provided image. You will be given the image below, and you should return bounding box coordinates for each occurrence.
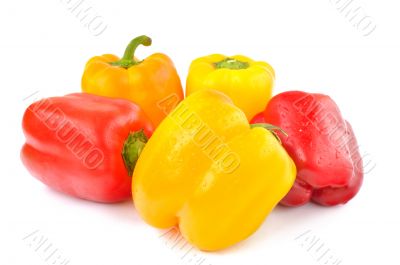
[214,58,249,70]
[250,123,288,144]
[121,129,148,176]
[110,35,152,69]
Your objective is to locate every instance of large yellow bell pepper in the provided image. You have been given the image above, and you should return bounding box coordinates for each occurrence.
[132,89,296,251]
[186,54,275,120]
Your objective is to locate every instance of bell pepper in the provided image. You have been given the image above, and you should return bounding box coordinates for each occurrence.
[81,35,184,127]
[251,91,363,206]
[186,54,275,121]
[132,89,296,251]
[21,93,153,203]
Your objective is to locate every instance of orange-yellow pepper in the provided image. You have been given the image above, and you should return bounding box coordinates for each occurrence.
[82,35,184,127]
[186,54,275,121]
[132,89,296,251]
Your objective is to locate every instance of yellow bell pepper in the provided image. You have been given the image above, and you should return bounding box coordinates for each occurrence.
[186,54,275,120]
[132,89,296,251]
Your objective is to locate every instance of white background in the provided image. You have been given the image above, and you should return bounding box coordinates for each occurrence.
[1,0,399,264]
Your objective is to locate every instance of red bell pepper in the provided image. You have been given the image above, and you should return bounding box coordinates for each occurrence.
[21,93,153,203]
[251,91,363,206]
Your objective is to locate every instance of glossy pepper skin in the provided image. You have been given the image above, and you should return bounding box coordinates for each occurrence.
[132,89,296,251]
[186,54,275,120]
[251,91,363,206]
[21,93,153,203]
[82,35,184,127]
